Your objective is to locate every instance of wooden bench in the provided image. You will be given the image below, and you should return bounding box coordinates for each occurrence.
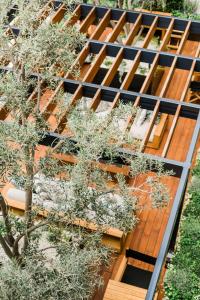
[1,183,126,253]
[103,280,147,300]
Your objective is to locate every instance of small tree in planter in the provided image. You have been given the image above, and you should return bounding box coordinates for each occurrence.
[0,1,172,299]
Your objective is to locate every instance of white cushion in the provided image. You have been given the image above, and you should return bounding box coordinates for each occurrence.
[135,109,147,126]
[0,96,7,107]
[7,188,26,202]
[129,109,155,142]
[130,120,155,142]
[96,110,110,119]
[77,97,93,111]
[6,62,13,68]
[7,39,15,48]
[116,118,127,133]
[95,100,112,113]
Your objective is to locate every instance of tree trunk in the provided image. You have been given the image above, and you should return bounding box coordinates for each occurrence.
[36,73,41,114]
[117,0,123,9]
[23,147,34,252]
[0,235,13,259]
[0,194,15,247]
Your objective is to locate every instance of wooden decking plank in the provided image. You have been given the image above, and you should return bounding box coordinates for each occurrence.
[104,280,147,300]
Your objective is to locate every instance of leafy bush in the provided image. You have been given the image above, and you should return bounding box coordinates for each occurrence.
[0,239,109,300]
[166,0,184,11]
[172,10,200,20]
[164,159,200,299]
[165,267,200,300]
[192,161,200,178]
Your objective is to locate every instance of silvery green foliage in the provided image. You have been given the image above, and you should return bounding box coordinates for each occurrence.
[0,228,109,300]
[32,172,135,231]
[0,0,84,77]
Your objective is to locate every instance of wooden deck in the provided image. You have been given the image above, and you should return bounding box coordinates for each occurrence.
[91,38,200,300]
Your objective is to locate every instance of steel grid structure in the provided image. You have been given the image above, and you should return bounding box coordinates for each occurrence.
[1,2,200,299]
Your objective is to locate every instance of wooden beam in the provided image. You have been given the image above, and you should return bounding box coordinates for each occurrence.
[37,0,54,21]
[90,89,101,111]
[89,49,128,111]
[124,14,142,45]
[177,21,191,54]
[140,100,160,151]
[83,45,106,83]
[65,45,90,79]
[79,7,96,33]
[102,48,124,86]
[105,12,127,43]
[124,53,159,131]
[108,51,144,132]
[140,53,160,94]
[90,9,111,40]
[120,51,141,90]
[63,4,81,27]
[180,60,197,102]
[159,19,174,51]
[142,16,158,48]
[111,93,121,109]
[90,51,141,116]
[89,48,124,112]
[159,57,177,98]
[51,3,66,24]
[65,11,113,79]
[109,51,141,109]
[161,106,180,157]
[56,85,83,133]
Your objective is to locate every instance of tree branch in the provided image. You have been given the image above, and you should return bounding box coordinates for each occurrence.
[0,194,15,247]
[39,246,57,252]
[13,220,49,254]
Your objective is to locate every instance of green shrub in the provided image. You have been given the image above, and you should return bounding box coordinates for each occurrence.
[184,192,200,218]
[172,10,200,20]
[166,0,184,11]
[192,159,200,177]
[165,266,200,300]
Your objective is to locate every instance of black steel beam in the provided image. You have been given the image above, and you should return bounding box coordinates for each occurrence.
[88,40,199,69]
[1,67,200,119]
[39,130,185,177]
[186,111,200,163]
[77,3,200,34]
[60,78,200,120]
[126,249,156,265]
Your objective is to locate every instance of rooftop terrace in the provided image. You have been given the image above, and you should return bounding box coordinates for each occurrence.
[0,2,200,299]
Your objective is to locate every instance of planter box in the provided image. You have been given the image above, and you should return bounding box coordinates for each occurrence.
[2,183,126,253]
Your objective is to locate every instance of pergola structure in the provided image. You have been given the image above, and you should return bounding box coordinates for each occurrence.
[1,2,200,299]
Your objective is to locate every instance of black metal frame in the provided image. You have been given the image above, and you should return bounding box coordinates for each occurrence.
[71,2,200,35]
[1,3,200,299]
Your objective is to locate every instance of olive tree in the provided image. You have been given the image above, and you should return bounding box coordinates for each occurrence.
[0,1,171,299]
